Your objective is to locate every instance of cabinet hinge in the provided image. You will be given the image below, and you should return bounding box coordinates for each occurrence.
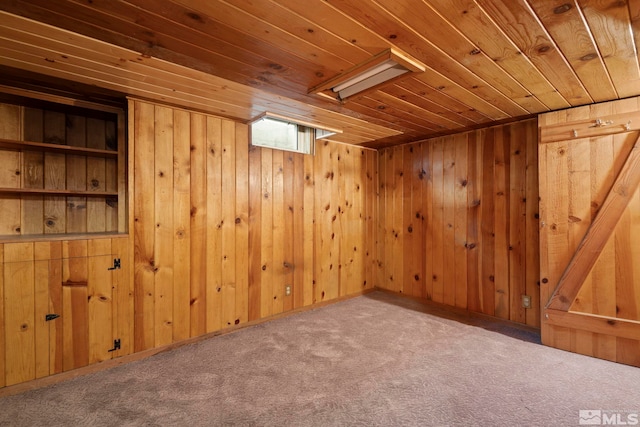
[108,339,121,352]
[108,258,121,270]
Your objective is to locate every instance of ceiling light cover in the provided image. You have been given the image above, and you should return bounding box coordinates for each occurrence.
[309,48,426,102]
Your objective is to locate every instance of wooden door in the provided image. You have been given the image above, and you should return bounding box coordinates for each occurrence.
[1,240,123,387]
[61,242,118,371]
[539,98,640,367]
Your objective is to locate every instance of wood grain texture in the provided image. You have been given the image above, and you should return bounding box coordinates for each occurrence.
[547,134,640,311]
[5,1,640,148]
[540,96,640,367]
[378,119,540,325]
[130,99,376,348]
[0,99,124,239]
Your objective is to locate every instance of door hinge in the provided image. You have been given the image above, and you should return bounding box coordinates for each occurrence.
[108,258,121,270]
[108,339,121,352]
[45,313,60,321]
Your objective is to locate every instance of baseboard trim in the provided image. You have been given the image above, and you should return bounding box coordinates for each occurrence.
[0,288,376,398]
[372,287,541,335]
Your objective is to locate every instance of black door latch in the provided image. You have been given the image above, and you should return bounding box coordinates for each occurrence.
[108,258,121,270]
[108,339,121,352]
[45,313,60,321]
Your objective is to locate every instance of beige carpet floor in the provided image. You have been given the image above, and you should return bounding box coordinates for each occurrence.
[0,291,638,426]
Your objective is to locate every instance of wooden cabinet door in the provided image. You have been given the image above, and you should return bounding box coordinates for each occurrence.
[539,99,640,367]
[1,246,63,386]
[1,240,125,387]
[61,254,116,371]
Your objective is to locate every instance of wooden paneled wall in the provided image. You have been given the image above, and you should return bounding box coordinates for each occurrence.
[130,99,377,351]
[377,119,540,327]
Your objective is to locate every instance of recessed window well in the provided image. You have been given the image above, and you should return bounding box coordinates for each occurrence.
[250,112,342,155]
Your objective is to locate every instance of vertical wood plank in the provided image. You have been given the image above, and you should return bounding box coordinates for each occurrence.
[44,111,67,234]
[62,241,89,371]
[206,116,223,332]
[0,244,4,387]
[391,146,403,294]
[352,148,366,294]
[112,237,133,357]
[3,243,35,386]
[590,133,616,361]
[21,107,44,235]
[544,136,572,352]
[431,139,444,303]
[45,243,63,374]
[380,148,391,292]
[525,120,540,328]
[154,106,174,346]
[235,123,249,324]
[87,242,113,365]
[0,103,21,236]
[494,126,510,320]
[327,143,341,299]
[302,152,315,306]
[442,137,456,307]
[221,120,237,326]
[282,151,294,310]
[509,122,527,324]
[190,113,207,336]
[133,101,155,352]
[481,128,496,316]
[314,141,328,302]
[402,145,415,297]
[105,119,118,232]
[423,142,434,301]
[409,144,425,298]
[248,145,263,320]
[467,132,481,312]
[86,118,106,233]
[454,134,469,309]
[365,149,376,291]
[65,115,87,234]
[292,152,305,308]
[172,109,191,342]
[34,259,50,378]
[260,147,274,316]
[271,149,285,313]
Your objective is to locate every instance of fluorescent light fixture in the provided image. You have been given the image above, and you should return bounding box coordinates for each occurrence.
[309,48,426,102]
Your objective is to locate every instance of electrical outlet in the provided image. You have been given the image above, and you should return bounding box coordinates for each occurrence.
[285,285,291,296]
[522,295,532,309]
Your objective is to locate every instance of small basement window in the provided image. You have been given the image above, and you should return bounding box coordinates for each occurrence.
[250,112,341,155]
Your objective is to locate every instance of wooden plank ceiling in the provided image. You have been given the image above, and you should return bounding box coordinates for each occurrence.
[1,0,640,148]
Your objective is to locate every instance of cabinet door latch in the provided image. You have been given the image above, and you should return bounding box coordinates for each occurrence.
[108,258,121,271]
[108,339,121,352]
[45,313,60,321]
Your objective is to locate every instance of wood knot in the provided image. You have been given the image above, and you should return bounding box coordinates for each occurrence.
[580,53,597,61]
[553,3,572,14]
